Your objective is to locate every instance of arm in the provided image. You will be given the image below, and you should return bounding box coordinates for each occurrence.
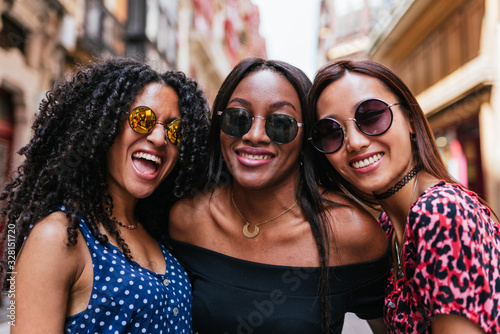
[324,191,389,264]
[367,318,387,334]
[432,314,484,334]
[324,192,390,327]
[412,185,498,333]
[11,212,84,333]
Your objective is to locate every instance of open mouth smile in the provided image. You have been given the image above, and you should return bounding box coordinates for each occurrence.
[350,153,384,169]
[132,151,162,174]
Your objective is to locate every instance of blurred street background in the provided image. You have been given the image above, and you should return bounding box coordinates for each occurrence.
[0,0,500,332]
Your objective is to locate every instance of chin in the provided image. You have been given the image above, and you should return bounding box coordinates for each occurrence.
[130,184,159,199]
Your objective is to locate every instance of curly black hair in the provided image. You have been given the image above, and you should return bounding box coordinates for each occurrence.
[0,57,210,291]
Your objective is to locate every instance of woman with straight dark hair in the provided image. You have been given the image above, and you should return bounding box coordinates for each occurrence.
[0,58,210,333]
[168,57,390,333]
[307,59,500,333]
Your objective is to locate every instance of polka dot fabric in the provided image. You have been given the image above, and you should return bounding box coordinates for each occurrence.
[62,209,192,334]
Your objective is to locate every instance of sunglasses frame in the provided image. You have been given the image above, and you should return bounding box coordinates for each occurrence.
[309,99,399,154]
[128,106,181,146]
[217,107,304,144]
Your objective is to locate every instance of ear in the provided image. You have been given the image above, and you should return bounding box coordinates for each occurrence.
[408,115,416,135]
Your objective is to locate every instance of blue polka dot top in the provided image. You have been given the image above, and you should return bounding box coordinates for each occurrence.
[63,209,192,334]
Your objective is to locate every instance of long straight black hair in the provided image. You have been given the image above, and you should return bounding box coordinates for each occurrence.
[207,57,345,332]
[307,59,497,220]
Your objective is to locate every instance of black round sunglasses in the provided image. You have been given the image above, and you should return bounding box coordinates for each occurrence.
[309,99,398,154]
[218,107,303,144]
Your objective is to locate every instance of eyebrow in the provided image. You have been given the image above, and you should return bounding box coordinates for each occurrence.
[228,98,297,111]
[228,98,251,108]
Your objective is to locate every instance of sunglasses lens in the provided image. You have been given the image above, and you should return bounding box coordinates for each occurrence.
[356,99,393,136]
[219,108,252,138]
[167,119,181,146]
[311,119,343,153]
[129,106,156,134]
[265,114,299,144]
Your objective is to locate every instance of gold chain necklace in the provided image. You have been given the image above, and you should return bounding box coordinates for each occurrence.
[231,189,298,238]
[393,172,420,281]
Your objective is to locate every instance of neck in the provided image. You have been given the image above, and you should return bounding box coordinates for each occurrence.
[104,189,138,226]
[230,180,299,222]
[378,171,437,236]
[373,164,422,200]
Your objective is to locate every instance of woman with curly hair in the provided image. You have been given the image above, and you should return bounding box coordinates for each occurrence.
[0,58,210,333]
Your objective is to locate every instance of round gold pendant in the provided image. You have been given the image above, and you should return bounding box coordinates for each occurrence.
[243,223,260,238]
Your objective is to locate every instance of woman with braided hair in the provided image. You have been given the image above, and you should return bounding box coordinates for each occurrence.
[0,58,210,333]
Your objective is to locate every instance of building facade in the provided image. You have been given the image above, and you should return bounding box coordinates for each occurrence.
[317,0,400,64]
[317,0,500,213]
[0,0,81,186]
[370,0,499,213]
[0,0,265,189]
[178,0,266,103]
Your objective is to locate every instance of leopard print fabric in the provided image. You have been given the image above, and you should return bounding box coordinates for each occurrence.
[379,182,500,333]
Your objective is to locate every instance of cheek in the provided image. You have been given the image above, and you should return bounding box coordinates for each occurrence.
[325,153,352,179]
[219,134,232,160]
[166,147,179,165]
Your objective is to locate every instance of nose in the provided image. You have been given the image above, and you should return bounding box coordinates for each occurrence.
[343,120,370,152]
[146,123,168,147]
[241,116,270,144]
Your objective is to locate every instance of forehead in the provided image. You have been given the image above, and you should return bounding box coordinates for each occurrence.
[315,73,397,122]
[132,83,180,118]
[318,72,395,108]
[229,70,301,111]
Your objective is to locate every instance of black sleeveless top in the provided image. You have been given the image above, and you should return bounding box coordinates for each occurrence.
[168,239,390,333]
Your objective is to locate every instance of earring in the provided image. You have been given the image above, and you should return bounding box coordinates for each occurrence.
[411,133,417,141]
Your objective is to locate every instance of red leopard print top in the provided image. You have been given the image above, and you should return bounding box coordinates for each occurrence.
[379,181,500,333]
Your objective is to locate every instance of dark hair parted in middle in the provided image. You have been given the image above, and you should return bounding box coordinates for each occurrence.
[307,59,454,208]
[206,56,344,332]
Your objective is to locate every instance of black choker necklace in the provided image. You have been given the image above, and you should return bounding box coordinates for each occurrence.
[373,164,422,200]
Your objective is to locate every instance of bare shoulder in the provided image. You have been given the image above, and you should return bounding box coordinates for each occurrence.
[323,190,389,264]
[14,210,86,297]
[17,211,83,263]
[13,212,89,332]
[23,211,74,248]
[169,190,213,242]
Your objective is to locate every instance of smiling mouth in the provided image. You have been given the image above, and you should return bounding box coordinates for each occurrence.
[238,152,273,160]
[350,153,384,169]
[132,152,162,174]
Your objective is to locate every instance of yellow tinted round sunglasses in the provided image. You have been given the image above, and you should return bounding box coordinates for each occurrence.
[128,106,181,146]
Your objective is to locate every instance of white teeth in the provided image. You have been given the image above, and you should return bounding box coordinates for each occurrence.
[132,152,162,165]
[352,153,383,169]
[240,152,272,160]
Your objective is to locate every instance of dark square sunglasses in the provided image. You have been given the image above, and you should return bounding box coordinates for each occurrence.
[217,107,303,144]
[128,106,181,146]
[309,99,398,154]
